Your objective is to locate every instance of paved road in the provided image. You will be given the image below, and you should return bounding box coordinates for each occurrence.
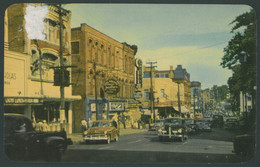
[61,128,249,163]
[68,129,233,154]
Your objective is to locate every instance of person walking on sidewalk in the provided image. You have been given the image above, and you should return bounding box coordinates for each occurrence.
[81,119,88,136]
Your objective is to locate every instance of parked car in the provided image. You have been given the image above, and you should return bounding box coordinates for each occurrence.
[196,119,212,132]
[149,119,164,131]
[158,117,188,142]
[4,113,71,161]
[212,115,224,127]
[185,118,198,134]
[224,118,239,130]
[233,134,255,156]
[83,120,119,144]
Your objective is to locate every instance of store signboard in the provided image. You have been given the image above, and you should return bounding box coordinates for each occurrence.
[104,79,120,95]
[110,102,125,111]
[5,97,43,104]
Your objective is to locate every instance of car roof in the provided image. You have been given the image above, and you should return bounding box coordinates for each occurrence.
[165,117,183,120]
[92,120,110,123]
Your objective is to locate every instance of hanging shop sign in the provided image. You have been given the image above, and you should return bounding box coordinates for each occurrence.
[5,97,44,104]
[110,102,125,111]
[104,79,120,95]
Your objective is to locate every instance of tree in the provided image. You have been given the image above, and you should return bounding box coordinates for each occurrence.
[220,9,256,111]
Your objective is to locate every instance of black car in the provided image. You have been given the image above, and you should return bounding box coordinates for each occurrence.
[185,119,198,134]
[4,114,71,161]
[212,115,224,128]
[224,118,239,130]
[158,117,188,142]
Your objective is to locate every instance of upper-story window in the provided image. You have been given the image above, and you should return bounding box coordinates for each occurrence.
[155,73,169,78]
[144,89,149,99]
[71,42,79,54]
[143,71,151,78]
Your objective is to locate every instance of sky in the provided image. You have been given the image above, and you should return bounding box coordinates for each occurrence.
[64,4,252,89]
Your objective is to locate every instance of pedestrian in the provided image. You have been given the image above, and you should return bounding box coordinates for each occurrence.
[81,119,88,136]
[122,114,126,129]
[112,119,118,128]
[42,120,49,132]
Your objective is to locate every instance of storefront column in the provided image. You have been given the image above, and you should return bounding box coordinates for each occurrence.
[24,105,32,119]
[68,102,73,134]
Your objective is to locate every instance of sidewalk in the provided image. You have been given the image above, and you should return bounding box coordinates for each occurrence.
[67,128,147,144]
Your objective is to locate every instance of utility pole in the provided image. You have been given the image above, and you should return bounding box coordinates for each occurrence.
[177,82,181,117]
[193,89,196,118]
[146,61,157,123]
[58,4,65,123]
[93,62,99,120]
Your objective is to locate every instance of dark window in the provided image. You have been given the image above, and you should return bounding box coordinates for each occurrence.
[143,71,151,78]
[71,42,79,54]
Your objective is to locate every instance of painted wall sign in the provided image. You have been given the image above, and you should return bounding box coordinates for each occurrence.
[4,56,25,96]
[104,79,120,95]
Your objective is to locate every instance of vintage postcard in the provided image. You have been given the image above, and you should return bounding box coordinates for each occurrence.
[2,2,257,166]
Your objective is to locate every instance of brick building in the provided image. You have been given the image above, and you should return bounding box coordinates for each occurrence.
[71,23,138,132]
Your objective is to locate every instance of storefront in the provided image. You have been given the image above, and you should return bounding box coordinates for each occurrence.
[4,50,80,134]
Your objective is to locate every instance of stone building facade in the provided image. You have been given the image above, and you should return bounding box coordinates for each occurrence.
[4,4,79,133]
[71,23,138,132]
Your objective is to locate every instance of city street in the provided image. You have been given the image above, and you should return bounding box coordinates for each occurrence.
[61,128,249,163]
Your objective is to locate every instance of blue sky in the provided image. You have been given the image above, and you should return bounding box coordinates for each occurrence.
[64,4,252,89]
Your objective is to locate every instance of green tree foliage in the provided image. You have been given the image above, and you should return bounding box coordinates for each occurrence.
[212,85,229,102]
[220,9,256,111]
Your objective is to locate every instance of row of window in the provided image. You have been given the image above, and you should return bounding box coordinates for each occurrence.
[143,72,169,78]
[71,41,135,74]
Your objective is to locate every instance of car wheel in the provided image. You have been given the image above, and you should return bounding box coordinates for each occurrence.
[180,134,184,142]
[114,134,119,142]
[159,136,163,141]
[107,136,111,144]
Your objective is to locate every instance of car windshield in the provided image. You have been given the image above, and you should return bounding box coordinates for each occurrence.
[92,122,109,127]
[185,119,194,124]
[226,119,237,122]
[165,119,182,125]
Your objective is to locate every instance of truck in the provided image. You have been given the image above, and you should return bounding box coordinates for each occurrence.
[4,113,72,162]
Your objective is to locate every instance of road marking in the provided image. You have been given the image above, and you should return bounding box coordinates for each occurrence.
[127,139,143,144]
[98,146,112,150]
[182,140,189,145]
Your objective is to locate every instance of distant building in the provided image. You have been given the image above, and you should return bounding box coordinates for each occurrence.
[140,65,191,119]
[191,81,202,117]
[172,65,191,116]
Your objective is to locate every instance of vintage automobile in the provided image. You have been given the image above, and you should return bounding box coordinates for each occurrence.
[149,119,164,131]
[196,118,212,132]
[212,115,224,128]
[83,120,119,144]
[185,118,198,134]
[233,134,255,156]
[4,113,71,162]
[224,118,239,130]
[158,117,188,142]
